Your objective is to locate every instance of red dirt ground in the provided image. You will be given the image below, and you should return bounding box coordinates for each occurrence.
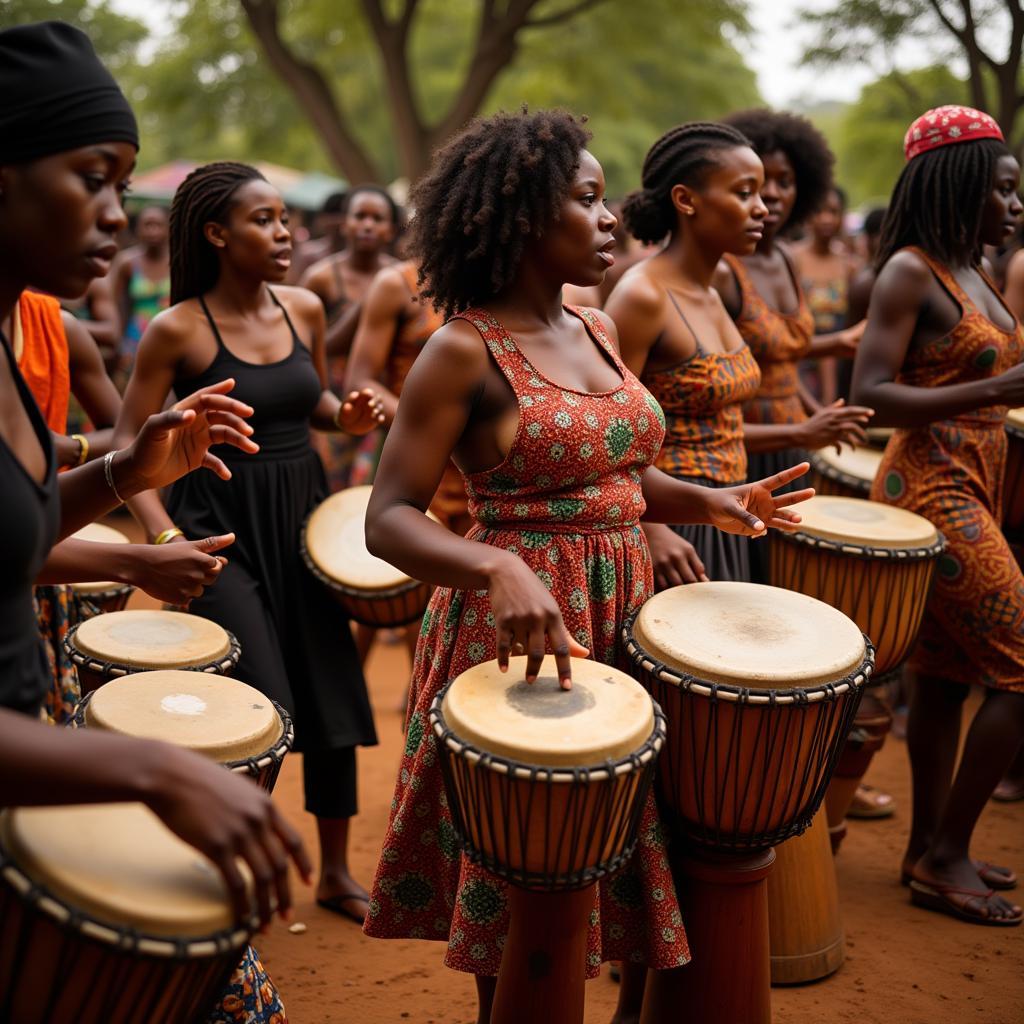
[119,516,1023,1024]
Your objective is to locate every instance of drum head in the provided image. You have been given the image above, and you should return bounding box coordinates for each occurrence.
[441,655,654,768]
[305,486,434,592]
[790,495,938,549]
[69,521,130,595]
[812,445,882,485]
[865,426,894,448]
[0,803,246,937]
[632,581,866,689]
[85,671,282,761]
[1007,408,1024,437]
[72,610,231,668]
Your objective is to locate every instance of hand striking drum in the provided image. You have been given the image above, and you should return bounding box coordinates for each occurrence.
[430,655,665,1024]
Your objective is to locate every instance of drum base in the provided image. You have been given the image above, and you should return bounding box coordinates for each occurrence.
[640,849,775,1024]
[492,885,593,1024]
[767,809,844,985]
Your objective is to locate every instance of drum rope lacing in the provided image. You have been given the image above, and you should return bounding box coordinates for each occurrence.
[623,614,874,852]
[778,529,946,562]
[430,691,667,892]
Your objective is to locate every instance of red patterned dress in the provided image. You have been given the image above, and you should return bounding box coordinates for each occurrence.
[641,291,761,580]
[871,248,1024,692]
[364,306,690,975]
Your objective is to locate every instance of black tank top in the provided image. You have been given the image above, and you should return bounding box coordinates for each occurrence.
[0,334,59,714]
[173,290,323,462]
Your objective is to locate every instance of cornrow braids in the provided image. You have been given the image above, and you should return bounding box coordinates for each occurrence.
[169,161,266,305]
[622,122,753,245]
[722,109,834,228]
[406,109,591,318]
[876,138,1010,270]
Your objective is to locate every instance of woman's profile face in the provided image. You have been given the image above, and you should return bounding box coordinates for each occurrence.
[683,145,767,257]
[210,179,293,283]
[531,149,618,288]
[979,154,1023,248]
[0,141,135,298]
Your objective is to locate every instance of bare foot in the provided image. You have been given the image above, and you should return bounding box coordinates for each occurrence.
[911,854,1022,923]
[316,872,370,924]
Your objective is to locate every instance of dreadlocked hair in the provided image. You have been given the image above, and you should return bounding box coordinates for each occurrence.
[622,122,753,244]
[875,138,1011,271]
[722,109,834,228]
[169,161,266,305]
[406,108,591,318]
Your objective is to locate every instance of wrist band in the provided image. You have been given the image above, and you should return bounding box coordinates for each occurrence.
[154,527,184,545]
[71,433,89,467]
[103,450,126,505]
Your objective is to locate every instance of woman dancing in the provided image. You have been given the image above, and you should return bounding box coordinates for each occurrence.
[116,162,383,925]
[852,105,1024,926]
[361,108,812,1024]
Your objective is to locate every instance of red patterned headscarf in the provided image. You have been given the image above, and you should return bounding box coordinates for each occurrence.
[904,105,1003,162]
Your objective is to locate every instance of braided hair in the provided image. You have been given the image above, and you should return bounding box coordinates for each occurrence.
[875,138,1011,270]
[722,109,834,229]
[406,109,591,318]
[622,122,753,244]
[169,161,266,305]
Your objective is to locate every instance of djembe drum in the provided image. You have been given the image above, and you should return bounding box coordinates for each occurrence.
[64,610,240,695]
[769,495,943,852]
[865,426,894,448]
[0,803,254,1024]
[1003,408,1024,537]
[68,521,134,615]
[302,485,435,627]
[808,445,882,499]
[70,672,293,793]
[430,655,664,1024]
[623,582,871,1022]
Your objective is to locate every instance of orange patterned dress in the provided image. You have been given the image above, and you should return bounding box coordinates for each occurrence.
[871,248,1024,691]
[364,306,690,976]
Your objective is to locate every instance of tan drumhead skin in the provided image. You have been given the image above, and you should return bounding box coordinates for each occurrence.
[1,803,242,937]
[1007,408,1024,433]
[632,581,865,689]
[69,522,130,595]
[790,495,938,549]
[814,444,883,484]
[442,655,654,767]
[305,486,435,591]
[73,610,231,667]
[866,426,894,445]
[86,671,281,761]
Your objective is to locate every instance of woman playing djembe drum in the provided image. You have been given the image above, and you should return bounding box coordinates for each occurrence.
[361,108,813,1024]
[852,106,1024,926]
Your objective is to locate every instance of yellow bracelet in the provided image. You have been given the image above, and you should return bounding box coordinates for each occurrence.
[153,527,184,545]
[71,433,89,467]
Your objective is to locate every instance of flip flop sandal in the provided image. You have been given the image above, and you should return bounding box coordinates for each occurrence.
[909,879,1022,927]
[317,893,370,925]
[900,858,1018,891]
[847,784,896,820]
[992,778,1024,802]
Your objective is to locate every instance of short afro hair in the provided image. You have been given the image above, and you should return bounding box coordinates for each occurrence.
[406,108,592,318]
[722,109,834,229]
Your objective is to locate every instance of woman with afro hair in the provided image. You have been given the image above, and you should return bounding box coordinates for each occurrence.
[361,107,814,1023]
[714,109,872,583]
[852,106,1024,926]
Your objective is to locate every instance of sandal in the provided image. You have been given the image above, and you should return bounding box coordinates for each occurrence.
[316,892,370,925]
[909,878,1022,927]
[992,777,1024,802]
[900,857,1017,891]
[847,784,895,819]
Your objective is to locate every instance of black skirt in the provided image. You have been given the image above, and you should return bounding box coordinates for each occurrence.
[669,477,751,583]
[744,447,810,584]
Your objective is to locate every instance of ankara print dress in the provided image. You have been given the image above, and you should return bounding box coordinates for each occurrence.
[364,306,690,976]
[871,248,1024,692]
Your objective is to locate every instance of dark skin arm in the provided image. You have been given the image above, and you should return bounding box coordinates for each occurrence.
[76,273,121,357]
[0,709,311,928]
[851,250,1024,426]
[344,267,409,425]
[1005,249,1024,321]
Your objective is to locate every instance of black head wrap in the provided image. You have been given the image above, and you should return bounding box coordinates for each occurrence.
[0,21,138,164]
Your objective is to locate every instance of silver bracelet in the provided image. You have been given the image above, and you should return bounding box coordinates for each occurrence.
[103,450,126,505]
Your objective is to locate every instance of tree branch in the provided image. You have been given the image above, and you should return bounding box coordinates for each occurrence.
[525,0,609,28]
[238,0,380,182]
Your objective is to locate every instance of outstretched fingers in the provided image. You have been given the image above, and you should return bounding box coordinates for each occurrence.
[753,462,811,493]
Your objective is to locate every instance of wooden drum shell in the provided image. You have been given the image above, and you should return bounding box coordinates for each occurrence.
[624,621,870,852]
[769,535,941,680]
[1003,417,1024,535]
[430,697,665,891]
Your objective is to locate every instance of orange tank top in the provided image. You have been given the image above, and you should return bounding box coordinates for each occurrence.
[724,253,814,426]
[14,291,70,434]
